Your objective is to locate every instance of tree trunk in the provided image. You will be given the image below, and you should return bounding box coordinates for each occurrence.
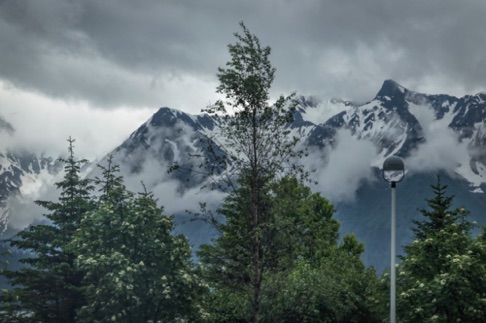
[252,200,261,323]
[251,106,261,323]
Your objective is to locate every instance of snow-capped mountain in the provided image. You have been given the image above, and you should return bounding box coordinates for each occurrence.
[98,80,486,269]
[300,80,486,190]
[102,79,486,202]
[0,115,61,233]
[103,107,227,191]
[3,80,486,270]
[306,80,424,158]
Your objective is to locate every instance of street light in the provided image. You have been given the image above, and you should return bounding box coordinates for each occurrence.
[383,155,404,323]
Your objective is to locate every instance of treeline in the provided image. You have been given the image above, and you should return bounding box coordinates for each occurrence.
[0,145,486,322]
[1,140,204,322]
[1,22,485,322]
[1,142,485,322]
[0,139,379,322]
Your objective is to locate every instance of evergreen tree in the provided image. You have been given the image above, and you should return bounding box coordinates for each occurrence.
[397,176,486,322]
[72,156,206,322]
[0,138,94,322]
[199,177,383,322]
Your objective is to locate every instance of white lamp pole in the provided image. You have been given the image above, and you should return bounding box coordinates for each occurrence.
[383,156,404,323]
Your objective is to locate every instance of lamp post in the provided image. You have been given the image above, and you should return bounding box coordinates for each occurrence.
[383,156,404,323]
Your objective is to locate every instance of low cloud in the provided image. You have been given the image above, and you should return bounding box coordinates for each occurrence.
[111,124,227,217]
[4,170,63,231]
[305,129,378,203]
[4,148,225,232]
[405,105,468,174]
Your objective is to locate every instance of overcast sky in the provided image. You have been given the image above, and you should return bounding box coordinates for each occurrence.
[1,0,486,160]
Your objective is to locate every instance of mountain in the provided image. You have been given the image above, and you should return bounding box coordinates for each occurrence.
[0,115,61,235]
[107,107,225,189]
[0,115,64,288]
[2,80,486,271]
[99,80,486,270]
[306,80,424,158]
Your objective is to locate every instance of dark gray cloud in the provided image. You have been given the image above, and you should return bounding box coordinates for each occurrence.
[1,0,485,112]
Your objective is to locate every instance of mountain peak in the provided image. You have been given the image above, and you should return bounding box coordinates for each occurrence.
[474,92,486,103]
[150,107,185,126]
[375,79,407,99]
[145,106,204,132]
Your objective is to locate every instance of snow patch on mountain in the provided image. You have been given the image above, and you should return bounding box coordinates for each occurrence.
[0,155,61,232]
[299,98,348,125]
[405,101,485,191]
[0,114,63,231]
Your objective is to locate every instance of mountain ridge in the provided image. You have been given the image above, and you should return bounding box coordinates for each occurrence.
[1,80,486,270]
[95,79,486,269]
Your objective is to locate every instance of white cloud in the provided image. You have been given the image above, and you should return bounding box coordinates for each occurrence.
[306,129,378,203]
[405,104,467,173]
[0,81,155,160]
[120,159,225,221]
[5,170,63,231]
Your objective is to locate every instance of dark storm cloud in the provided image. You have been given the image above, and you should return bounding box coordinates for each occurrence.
[0,0,485,111]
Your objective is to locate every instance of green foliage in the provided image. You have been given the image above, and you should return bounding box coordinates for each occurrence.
[72,156,206,322]
[199,177,384,322]
[0,137,94,322]
[397,175,486,322]
[195,21,389,318]
[262,253,384,323]
[263,177,340,269]
[201,21,305,192]
[0,144,207,322]
[197,22,309,323]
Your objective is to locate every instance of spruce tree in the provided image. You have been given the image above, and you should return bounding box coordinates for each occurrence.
[0,137,94,322]
[72,156,205,322]
[397,175,486,322]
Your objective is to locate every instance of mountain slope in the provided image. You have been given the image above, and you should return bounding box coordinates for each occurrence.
[4,81,484,270]
[0,115,61,234]
[97,80,486,270]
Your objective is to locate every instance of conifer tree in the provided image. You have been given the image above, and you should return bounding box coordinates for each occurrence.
[397,176,486,322]
[199,177,383,322]
[72,156,206,322]
[0,137,94,322]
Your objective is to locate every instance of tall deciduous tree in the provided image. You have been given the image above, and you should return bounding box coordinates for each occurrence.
[195,22,306,323]
[72,156,206,322]
[0,138,94,322]
[397,176,486,322]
